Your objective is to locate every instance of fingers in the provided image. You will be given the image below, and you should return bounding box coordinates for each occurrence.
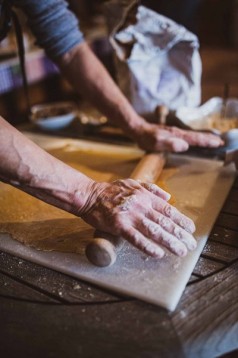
[140,182,171,201]
[152,199,196,234]
[139,124,224,153]
[139,217,188,257]
[145,210,197,252]
[121,210,196,258]
[183,132,223,147]
[170,127,224,148]
[154,136,189,152]
[115,179,171,202]
[121,226,165,258]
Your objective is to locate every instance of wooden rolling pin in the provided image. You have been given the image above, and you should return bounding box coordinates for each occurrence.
[155,105,169,125]
[85,152,166,267]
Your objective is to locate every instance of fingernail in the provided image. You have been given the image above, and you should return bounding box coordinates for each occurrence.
[210,138,221,147]
[189,239,197,251]
[187,221,196,234]
[178,248,187,257]
[174,141,189,152]
[163,192,171,201]
[185,240,197,251]
[180,219,196,234]
[174,243,188,257]
[151,246,165,258]
[154,249,165,258]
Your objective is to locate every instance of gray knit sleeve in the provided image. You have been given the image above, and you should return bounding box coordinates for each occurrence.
[13,0,84,58]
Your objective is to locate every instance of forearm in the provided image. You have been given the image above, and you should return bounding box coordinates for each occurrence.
[0,117,95,215]
[56,42,146,139]
[0,118,198,259]
[56,42,223,153]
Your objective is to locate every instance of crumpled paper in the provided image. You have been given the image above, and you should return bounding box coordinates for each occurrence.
[106,1,202,120]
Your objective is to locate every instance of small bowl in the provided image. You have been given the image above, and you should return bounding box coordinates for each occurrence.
[30,101,77,131]
[175,97,238,134]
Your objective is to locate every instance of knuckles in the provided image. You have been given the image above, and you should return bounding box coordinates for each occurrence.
[163,203,173,217]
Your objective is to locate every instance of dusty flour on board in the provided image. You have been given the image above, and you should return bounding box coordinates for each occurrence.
[0,147,177,254]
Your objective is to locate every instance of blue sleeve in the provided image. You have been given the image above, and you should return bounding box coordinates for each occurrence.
[12,0,84,58]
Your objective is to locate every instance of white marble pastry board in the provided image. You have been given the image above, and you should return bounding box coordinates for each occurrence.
[0,134,236,311]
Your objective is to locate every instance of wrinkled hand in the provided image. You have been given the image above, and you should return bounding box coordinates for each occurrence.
[134,122,224,152]
[79,179,197,258]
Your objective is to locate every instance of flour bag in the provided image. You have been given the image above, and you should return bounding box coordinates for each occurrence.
[105,1,202,120]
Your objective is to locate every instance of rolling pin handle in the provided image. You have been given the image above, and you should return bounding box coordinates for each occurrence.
[86,231,125,267]
[155,105,169,125]
[85,238,117,267]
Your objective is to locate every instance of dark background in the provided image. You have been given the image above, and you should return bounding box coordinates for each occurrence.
[1,0,238,124]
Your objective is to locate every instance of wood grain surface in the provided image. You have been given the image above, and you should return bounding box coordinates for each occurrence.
[0,177,238,358]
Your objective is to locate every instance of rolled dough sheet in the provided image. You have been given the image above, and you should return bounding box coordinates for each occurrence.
[0,134,236,310]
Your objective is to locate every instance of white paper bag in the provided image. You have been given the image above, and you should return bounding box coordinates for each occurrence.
[107,2,202,119]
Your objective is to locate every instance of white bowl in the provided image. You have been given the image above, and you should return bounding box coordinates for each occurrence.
[30,101,77,131]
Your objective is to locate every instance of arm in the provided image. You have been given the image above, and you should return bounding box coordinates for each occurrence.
[0,116,94,213]
[56,42,224,152]
[0,117,197,258]
[13,0,223,151]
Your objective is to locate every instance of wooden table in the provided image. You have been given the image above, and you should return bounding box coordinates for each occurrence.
[0,142,238,358]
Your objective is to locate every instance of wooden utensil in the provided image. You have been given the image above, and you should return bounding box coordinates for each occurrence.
[155,105,169,125]
[85,152,166,267]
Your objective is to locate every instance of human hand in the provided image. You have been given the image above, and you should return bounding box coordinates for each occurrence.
[78,179,197,258]
[133,122,224,152]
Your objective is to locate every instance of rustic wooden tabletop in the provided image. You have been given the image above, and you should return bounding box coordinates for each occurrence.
[1,46,238,358]
[0,163,238,358]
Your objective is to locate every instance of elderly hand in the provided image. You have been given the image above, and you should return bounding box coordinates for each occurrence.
[133,122,224,152]
[77,179,197,258]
